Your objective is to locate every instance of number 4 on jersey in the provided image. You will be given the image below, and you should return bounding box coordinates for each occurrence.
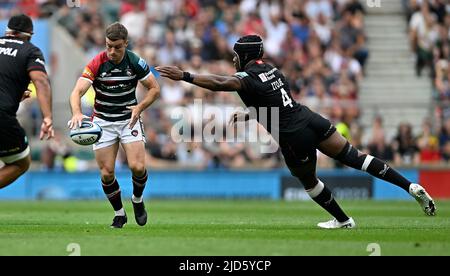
[281,88,293,107]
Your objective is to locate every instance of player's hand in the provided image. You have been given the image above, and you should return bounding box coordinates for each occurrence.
[155,66,183,80]
[127,105,142,129]
[21,90,31,102]
[40,117,54,140]
[68,113,86,130]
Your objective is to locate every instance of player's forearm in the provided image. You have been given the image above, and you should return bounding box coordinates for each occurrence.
[70,80,90,115]
[69,90,83,115]
[137,87,160,112]
[34,77,52,119]
[190,74,234,91]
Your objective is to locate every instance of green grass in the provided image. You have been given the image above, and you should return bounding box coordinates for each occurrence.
[0,200,449,256]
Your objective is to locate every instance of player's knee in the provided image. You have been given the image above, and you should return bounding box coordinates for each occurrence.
[336,142,369,170]
[289,167,317,190]
[100,168,115,183]
[129,164,145,177]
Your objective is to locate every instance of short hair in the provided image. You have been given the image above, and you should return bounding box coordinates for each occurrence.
[105,22,128,41]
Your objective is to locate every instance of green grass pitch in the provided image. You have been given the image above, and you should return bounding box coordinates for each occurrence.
[0,200,448,256]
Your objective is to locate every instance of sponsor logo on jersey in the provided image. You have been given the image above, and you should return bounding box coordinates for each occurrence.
[259,68,277,82]
[83,67,94,79]
[126,68,133,76]
[138,58,148,70]
[0,47,18,57]
[234,72,249,79]
[111,68,122,73]
[258,73,268,82]
[100,72,108,78]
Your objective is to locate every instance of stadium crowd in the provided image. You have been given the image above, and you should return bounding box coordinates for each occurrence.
[1,0,448,171]
[404,0,450,165]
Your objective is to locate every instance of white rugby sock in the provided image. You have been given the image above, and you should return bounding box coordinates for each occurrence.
[132,195,143,203]
[114,208,125,217]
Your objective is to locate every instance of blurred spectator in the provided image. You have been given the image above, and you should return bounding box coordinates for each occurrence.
[392,122,420,166]
[158,31,186,65]
[305,0,333,22]
[259,0,288,57]
[337,10,369,70]
[417,119,441,163]
[120,2,147,43]
[344,0,365,16]
[434,58,450,100]
[409,2,440,77]
[367,139,394,163]
[369,116,386,143]
[439,117,450,161]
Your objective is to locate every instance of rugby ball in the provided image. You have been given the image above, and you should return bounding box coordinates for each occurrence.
[70,121,102,146]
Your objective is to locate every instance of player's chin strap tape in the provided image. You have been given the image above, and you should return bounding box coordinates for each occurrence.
[336,142,373,172]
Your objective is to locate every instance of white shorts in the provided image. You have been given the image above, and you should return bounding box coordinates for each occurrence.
[92,117,146,151]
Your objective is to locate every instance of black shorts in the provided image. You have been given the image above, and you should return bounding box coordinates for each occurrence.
[279,112,336,178]
[0,115,29,159]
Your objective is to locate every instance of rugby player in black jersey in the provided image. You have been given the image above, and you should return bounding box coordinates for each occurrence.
[68,23,160,228]
[0,14,53,189]
[156,35,436,228]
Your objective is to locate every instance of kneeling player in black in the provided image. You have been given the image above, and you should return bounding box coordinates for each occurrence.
[0,14,53,189]
[156,35,436,228]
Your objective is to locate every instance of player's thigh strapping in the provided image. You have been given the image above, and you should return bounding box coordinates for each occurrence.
[0,115,30,164]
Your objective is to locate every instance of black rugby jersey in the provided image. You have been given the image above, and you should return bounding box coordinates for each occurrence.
[234,60,312,133]
[0,36,46,117]
[81,50,152,122]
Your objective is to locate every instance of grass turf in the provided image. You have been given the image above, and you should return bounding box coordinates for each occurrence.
[0,200,448,256]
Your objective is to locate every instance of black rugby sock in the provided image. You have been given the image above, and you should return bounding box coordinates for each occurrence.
[307,180,350,222]
[102,178,123,212]
[363,156,411,192]
[132,170,148,199]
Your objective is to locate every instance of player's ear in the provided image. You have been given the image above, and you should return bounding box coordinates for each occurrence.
[125,40,129,48]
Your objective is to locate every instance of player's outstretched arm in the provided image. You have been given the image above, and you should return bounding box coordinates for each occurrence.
[68,78,92,130]
[127,74,161,129]
[156,66,241,92]
[29,70,54,140]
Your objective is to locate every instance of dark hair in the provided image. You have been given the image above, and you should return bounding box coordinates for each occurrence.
[105,22,128,41]
[7,14,33,34]
[233,35,264,70]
